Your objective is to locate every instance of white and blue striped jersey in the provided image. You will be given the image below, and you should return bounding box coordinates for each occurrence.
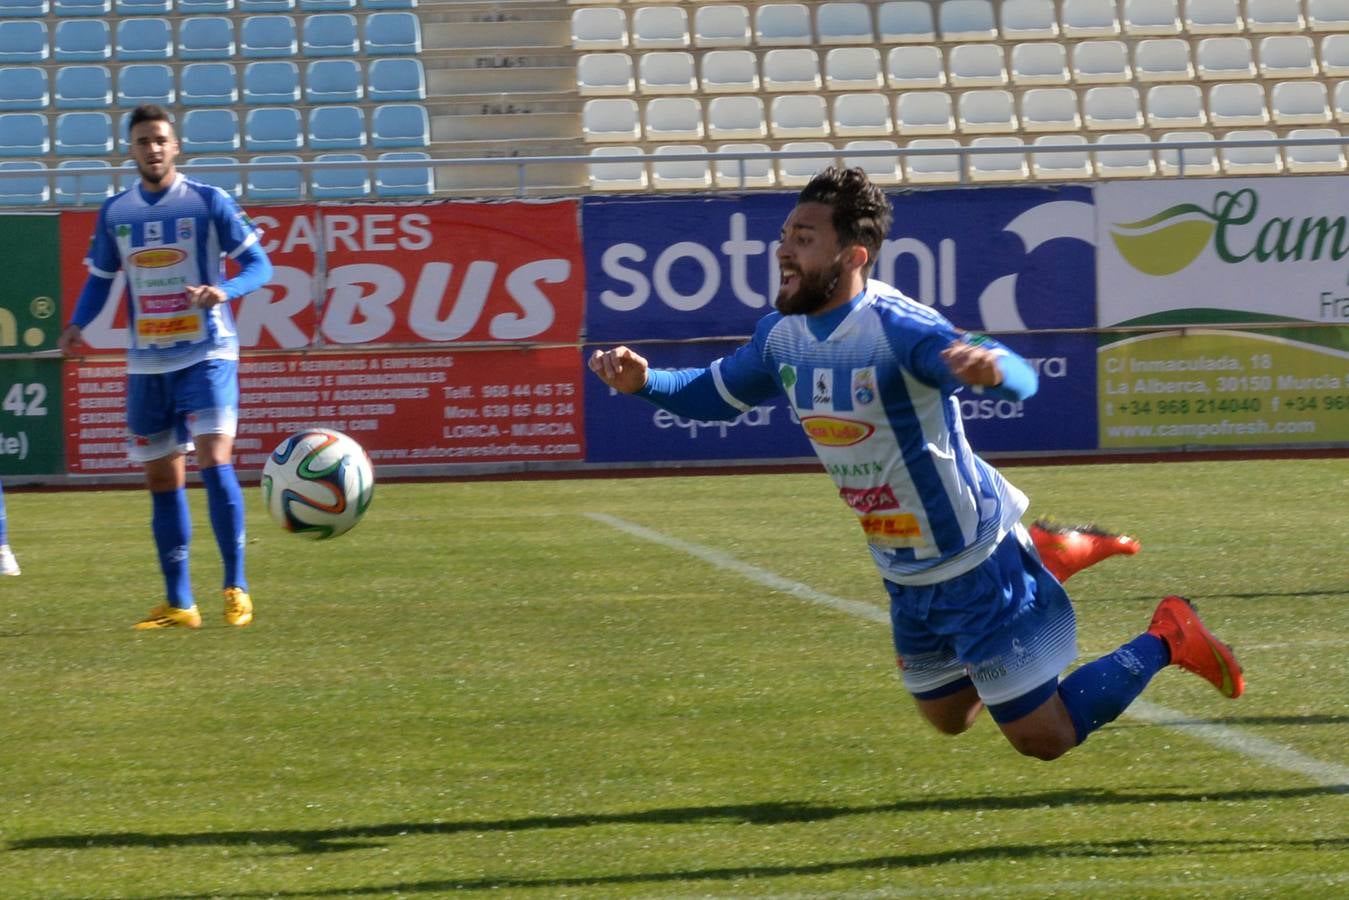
[82,173,261,375]
[690,280,1031,586]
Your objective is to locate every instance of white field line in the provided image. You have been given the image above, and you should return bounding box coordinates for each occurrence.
[587,512,1349,791]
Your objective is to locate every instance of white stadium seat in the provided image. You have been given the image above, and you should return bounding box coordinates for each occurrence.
[770,93,830,138]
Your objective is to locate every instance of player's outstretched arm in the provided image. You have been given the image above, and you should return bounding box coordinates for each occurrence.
[588,346,649,395]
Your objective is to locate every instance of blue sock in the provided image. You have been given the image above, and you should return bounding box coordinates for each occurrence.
[201,464,247,592]
[151,488,193,609]
[1058,633,1170,745]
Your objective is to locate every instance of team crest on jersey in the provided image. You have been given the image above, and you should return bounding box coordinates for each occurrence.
[116,224,131,239]
[852,367,877,406]
[177,218,194,242]
[813,370,833,407]
[144,220,163,245]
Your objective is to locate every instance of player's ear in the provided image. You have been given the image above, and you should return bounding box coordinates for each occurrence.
[844,243,869,272]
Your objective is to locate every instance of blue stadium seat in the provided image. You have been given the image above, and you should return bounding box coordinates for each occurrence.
[240,0,293,9]
[366,57,425,101]
[0,0,50,16]
[116,18,173,61]
[0,22,50,64]
[243,60,299,104]
[375,150,432,197]
[179,18,236,60]
[185,156,242,197]
[54,0,111,15]
[304,13,359,56]
[362,0,416,9]
[181,108,241,154]
[55,111,114,154]
[301,0,354,9]
[115,0,171,13]
[0,161,49,205]
[308,104,366,149]
[305,59,362,103]
[0,67,48,110]
[54,64,112,109]
[181,63,238,106]
[178,0,234,11]
[364,12,420,55]
[310,152,369,198]
[53,19,111,62]
[246,153,303,199]
[56,159,114,205]
[117,63,174,107]
[0,112,48,155]
[371,103,429,148]
[241,16,298,59]
[116,157,138,190]
[244,106,303,150]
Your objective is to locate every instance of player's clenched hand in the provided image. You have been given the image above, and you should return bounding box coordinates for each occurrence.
[185,284,227,309]
[941,338,1004,387]
[57,324,84,357]
[588,346,649,394]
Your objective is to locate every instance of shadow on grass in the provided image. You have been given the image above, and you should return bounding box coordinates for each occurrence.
[9,785,1345,858]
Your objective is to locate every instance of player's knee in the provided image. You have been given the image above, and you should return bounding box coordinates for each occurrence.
[1006,731,1074,761]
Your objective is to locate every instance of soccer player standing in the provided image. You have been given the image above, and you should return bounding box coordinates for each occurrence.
[0,480,18,576]
[58,104,272,629]
[589,167,1243,760]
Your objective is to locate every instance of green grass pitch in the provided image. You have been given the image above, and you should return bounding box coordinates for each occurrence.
[1,458,1346,898]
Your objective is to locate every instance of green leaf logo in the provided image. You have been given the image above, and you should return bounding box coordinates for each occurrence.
[779,364,797,390]
[1109,203,1217,276]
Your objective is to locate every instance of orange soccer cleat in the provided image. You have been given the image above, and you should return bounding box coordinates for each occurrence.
[1030,519,1141,583]
[1147,595,1245,699]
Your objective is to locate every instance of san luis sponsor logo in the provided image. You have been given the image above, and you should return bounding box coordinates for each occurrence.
[800,415,874,447]
[131,247,187,269]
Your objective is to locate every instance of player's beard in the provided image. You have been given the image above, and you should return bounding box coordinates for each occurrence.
[136,160,170,189]
[775,257,843,316]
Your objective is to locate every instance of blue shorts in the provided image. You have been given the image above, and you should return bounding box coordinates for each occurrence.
[126,358,239,463]
[886,524,1078,717]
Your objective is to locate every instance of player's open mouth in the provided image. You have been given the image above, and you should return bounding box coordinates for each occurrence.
[780,267,799,292]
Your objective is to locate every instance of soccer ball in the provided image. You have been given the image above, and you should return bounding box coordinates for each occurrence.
[261,429,374,539]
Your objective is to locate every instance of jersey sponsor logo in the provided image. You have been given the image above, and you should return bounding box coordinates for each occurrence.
[839,485,900,514]
[800,415,874,447]
[852,367,877,406]
[144,221,163,245]
[136,314,200,342]
[812,370,833,406]
[177,218,194,242]
[139,292,190,314]
[131,247,187,269]
[859,512,923,547]
[779,364,797,390]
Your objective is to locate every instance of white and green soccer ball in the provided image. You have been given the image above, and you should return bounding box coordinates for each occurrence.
[261,428,375,539]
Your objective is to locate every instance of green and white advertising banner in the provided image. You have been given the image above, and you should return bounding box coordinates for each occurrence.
[0,214,63,476]
[1095,179,1349,449]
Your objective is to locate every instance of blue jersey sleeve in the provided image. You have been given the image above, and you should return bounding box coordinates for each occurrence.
[211,188,260,259]
[84,200,121,279]
[634,315,784,420]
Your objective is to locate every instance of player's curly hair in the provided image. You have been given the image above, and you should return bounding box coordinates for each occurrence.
[797,166,893,276]
[128,103,173,136]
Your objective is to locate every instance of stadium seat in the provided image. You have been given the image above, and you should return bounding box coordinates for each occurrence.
[302,0,355,9]
[1271,80,1332,124]
[639,51,696,94]
[243,106,303,150]
[903,137,962,183]
[713,142,775,188]
[1186,0,1244,33]
[643,96,703,141]
[770,93,829,138]
[841,139,901,184]
[1061,0,1121,37]
[0,161,48,205]
[1031,133,1093,179]
[117,63,174,107]
[1196,37,1256,80]
[1259,36,1318,79]
[1083,85,1144,129]
[755,4,812,45]
[308,104,366,149]
[948,43,1007,87]
[115,18,172,62]
[816,3,874,45]
[896,91,955,134]
[1335,80,1349,121]
[310,152,368,198]
[701,49,759,93]
[364,12,420,55]
[1021,87,1081,131]
[694,5,750,48]
[577,53,633,96]
[1147,84,1207,129]
[832,92,893,136]
[366,58,425,102]
[181,63,238,106]
[1220,129,1283,174]
[1284,127,1346,172]
[582,98,640,142]
[1123,0,1181,35]
[246,153,304,199]
[184,155,242,197]
[0,0,48,15]
[706,95,767,139]
[304,13,359,56]
[55,111,113,154]
[244,60,300,104]
[115,0,170,11]
[886,46,946,88]
[54,64,112,109]
[0,67,48,110]
[362,0,416,9]
[53,0,110,14]
[650,144,711,190]
[877,1,935,43]
[178,0,234,11]
[239,0,293,9]
[571,8,627,51]
[1323,33,1349,75]
[824,47,882,90]
[939,0,998,41]
[761,48,821,91]
[179,18,236,61]
[1135,38,1193,81]
[0,21,49,64]
[53,20,111,62]
[1072,40,1131,83]
[968,136,1028,181]
[0,112,48,155]
[55,159,113,205]
[1246,0,1305,33]
[241,16,298,59]
[1157,131,1220,175]
[1309,0,1349,31]
[370,102,428,148]
[588,145,647,191]
[958,89,1017,133]
[181,108,240,154]
[1093,132,1156,177]
[633,6,690,50]
[305,59,362,103]
[776,140,836,186]
[1010,42,1069,85]
[1001,0,1059,39]
[375,150,432,196]
[1208,82,1270,126]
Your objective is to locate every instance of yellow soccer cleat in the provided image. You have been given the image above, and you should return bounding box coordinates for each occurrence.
[223,587,253,627]
[133,603,202,630]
